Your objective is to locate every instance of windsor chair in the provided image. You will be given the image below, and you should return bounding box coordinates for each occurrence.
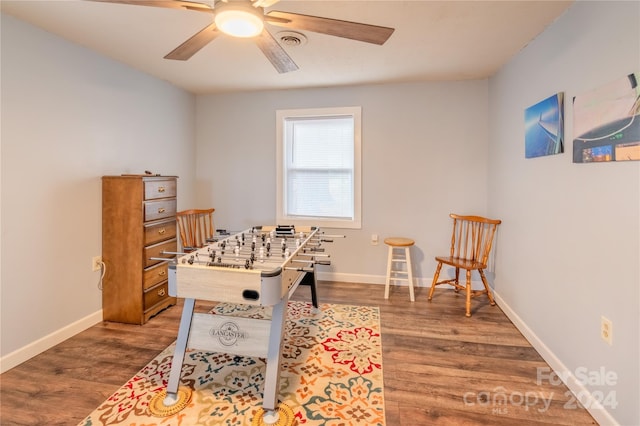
[428,214,501,317]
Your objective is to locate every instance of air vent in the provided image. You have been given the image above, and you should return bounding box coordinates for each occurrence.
[277,31,307,47]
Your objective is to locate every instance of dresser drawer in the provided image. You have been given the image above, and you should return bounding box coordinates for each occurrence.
[144,238,177,268]
[144,281,170,311]
[144,199,176,222]
[144,218,176,246]
[144,262,169,290]
[144,179,176,200]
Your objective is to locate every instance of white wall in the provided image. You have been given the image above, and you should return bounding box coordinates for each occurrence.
[488,1,639,425]
[195,81,490,283]
[0,14,197,370]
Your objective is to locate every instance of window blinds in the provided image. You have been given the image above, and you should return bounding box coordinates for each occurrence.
[284,116,355,219]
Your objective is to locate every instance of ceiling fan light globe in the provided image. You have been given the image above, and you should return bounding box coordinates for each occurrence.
[215,9,264,38]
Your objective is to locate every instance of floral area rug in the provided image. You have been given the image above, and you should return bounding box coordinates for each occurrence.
[79,301,384,425]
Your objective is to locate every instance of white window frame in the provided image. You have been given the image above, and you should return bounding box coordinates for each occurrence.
[276,106,362,229]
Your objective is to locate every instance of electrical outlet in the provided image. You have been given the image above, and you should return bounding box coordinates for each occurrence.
[601,316,612,345]
[92,256,102,272]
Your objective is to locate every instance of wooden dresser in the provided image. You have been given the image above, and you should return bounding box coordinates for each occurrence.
[102,175,178,324]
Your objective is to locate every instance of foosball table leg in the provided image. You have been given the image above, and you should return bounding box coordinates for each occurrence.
[164,298,195,403]
[310,270,319,308]
[148,298,195,417]
[251,294,294,426]
[254,296,293,425]
[263,296,287,411]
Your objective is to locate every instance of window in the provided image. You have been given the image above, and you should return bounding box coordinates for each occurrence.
[276,106,361,229]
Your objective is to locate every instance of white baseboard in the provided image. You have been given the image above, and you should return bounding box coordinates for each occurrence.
[318,271,386,285]
[493,291,618,426]
[317,271,485,290]
[0,309,103,374]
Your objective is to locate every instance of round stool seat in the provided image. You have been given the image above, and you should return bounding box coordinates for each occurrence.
[384,237,415,247]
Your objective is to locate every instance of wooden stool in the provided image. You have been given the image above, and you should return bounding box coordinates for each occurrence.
[384,237,415,302]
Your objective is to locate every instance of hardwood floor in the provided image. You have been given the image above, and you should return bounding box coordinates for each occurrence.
[0,281,596,425]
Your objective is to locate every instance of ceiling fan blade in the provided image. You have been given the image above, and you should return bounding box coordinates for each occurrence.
[252,0,280,8]
[255,30,299,74]
[266,11,394,45]
[164,22,220,60]
[87,0,213,13]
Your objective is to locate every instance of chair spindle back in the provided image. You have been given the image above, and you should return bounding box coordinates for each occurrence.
[176,208,215,251]
[449,214,501,268]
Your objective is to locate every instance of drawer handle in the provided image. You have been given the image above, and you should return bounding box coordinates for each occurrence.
[158,228,166,235]
[159,271,166,276]
[158,187,165,193]
[158,288,166,297]
[158,208,166,213]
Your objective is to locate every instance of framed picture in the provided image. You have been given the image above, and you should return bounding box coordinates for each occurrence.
[524,93,564,158]
[573,72,640,163]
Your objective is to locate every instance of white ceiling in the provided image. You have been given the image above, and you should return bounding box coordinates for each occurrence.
[1,0,573,94]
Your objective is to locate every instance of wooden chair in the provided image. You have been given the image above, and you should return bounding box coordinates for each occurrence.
[428,214,501,317]
[176,208,215,252]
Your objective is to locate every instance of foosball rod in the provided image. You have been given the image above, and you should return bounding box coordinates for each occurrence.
[218,229,319,240]
[285,266,315,273]
[196,248,302,260]
[200,241,324,256]
[316,234,347,239]
[213,236,321,248]
[208,232,334,249]
[214,229,341,240]
[178,244,330,267]
[185,251,323,266]
[178,248,314,264]
[178,254,283,267]
[211,237,311,249]
[161,242,328,265]
[215,229,340,244]
[291,258,331,266]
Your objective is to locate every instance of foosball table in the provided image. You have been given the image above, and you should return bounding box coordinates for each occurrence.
[149,225,339,425]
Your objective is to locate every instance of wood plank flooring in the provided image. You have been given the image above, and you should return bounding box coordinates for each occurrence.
[0,281,597,425]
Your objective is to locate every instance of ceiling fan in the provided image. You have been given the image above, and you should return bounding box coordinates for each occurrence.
[88,0,395,73]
